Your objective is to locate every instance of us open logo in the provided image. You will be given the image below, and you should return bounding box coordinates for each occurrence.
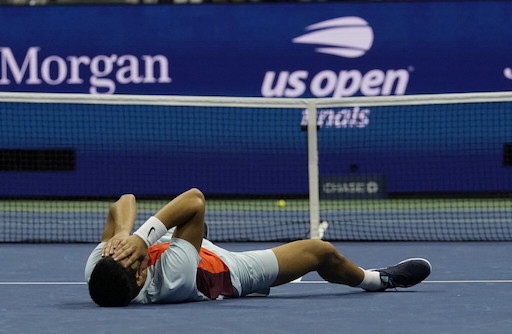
[261,16,410,98]
[292,16,374,58]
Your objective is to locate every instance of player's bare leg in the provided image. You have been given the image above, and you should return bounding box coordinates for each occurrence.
[270,239,364,287]
[270,239,432,291]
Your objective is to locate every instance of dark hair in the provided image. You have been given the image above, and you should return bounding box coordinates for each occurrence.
[88,257,138,307]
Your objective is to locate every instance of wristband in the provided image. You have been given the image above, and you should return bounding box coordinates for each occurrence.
[133,216,168,247]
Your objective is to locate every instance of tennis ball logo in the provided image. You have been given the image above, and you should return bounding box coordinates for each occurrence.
[293,16,374,58]
[504,67,512,80]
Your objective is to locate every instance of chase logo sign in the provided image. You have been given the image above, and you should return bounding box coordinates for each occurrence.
[320,175,387,199]
[292,16,374,58]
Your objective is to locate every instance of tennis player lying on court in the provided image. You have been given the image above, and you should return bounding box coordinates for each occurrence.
[85,188,432,307]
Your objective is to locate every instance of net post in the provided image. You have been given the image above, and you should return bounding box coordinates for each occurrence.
[306,100,321,239]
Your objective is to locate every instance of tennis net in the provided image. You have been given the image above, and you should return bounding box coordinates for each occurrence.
[1,92,512,242]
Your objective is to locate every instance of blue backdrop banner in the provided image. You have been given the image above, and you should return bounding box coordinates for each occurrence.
[0,1,511,97]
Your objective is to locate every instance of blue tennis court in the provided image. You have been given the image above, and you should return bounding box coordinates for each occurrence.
[2,241,511,334]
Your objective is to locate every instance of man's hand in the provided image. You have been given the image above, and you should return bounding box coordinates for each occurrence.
[111,234,149,269]
[102,232,130,258]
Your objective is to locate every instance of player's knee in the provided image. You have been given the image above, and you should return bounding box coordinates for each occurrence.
[186,188,206,209]
[306,239,339,263]
[187,187,205,200]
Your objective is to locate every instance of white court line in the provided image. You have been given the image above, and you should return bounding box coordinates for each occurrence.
[1,280,512,285]
[424,280,512,284]
[0,282,86,285]
[291,280,512,284]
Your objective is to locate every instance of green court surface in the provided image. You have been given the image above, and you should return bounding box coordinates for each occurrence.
[1,197,511,212]
[1,197,512,242]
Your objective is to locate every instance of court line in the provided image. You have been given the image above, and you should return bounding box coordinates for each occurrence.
[291,280,512,284]
[0,282,86,285]
[1,280,512,285]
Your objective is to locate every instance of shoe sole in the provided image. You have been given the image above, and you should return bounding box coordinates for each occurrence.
[397,257,433,273]
[393,257,432,288]
[372,257,432,273]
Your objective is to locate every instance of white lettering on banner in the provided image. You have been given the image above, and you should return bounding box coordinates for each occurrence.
[0,47,172,94]
[301,107,370,129]
[322,181,379,194]
[261,69,409,98]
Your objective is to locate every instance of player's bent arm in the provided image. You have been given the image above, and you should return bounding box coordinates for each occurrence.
[101,194,137,256]
[114,188,205,266]
[154,188,205,252]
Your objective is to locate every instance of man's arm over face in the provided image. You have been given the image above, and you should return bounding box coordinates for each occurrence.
[154,188,205,252]
[113,188,206,267]
[101,194,138,257]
